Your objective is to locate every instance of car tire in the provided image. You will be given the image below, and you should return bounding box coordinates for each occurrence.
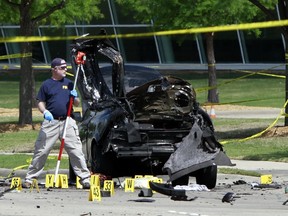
[91,141,115,176]
[171,175,189,186]
[195,165,217,189]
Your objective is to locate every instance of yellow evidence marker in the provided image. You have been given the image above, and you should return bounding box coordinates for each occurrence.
[45,174,54,188]
[260,174,273,184]
[10,177,22,191]
[54,174,69,188]
[30,179,40,193]
[90,174,100,187]
[58,174,69,188]
[88,185,101,201]
[76,176,83,189]
[124,178,135,192]
[103,180,115,195]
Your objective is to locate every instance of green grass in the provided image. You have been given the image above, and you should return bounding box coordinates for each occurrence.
[218,168,261,177]
[223,136,288,162]
[0,130,39,152]
[212,117,288,163]
[0,154,69,172]
[0,71,51,109]
[178,72,285,108]
[0,81,20,108]
[213,118,282,139]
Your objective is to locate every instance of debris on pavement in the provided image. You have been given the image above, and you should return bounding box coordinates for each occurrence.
[174,183,210,191]
[128,198,155,202]
[233,180,247,185]
[250,182,282,190]
[0,186,17,197]
[222,192,240,205]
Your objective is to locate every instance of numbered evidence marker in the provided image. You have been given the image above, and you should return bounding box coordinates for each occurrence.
[124,178,135,192]
[90,174,100,187]
[10,177,22,191]
[53,174,69,188]
[88,185,101,201]
[59,174,69,188]
[30,179,40,193]
[45,174,54,188]
[260,174,273,184]
[103,180,115,195]
[76,176,83,189]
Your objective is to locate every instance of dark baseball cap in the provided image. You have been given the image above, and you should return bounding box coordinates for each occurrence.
[51,58,66,68]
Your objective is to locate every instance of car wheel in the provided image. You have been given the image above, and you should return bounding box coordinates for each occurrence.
[171,175,189,186]
[196,165,217,189]
[91,141,115,176]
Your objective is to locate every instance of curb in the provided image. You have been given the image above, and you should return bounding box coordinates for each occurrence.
[0,168,69,182]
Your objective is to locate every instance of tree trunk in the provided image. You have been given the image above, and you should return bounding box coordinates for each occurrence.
[205,32,219,103]
[285,39,288,126]
[19,43,33,125]
[279,1,288,126]
[18,1,34,125]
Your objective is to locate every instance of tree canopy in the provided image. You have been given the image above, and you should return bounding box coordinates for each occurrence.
[0,0,102,26]
[117,0,277,29]
[117,0,278,103]
[0,0,103,125]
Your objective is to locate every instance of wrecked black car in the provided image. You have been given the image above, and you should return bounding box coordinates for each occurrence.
[70,33,233,189]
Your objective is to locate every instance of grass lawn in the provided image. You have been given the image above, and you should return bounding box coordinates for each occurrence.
[179,71,285,108]
[0,154,69,171]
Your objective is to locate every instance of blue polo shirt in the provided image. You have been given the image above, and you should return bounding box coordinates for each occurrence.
[37,78,74,118]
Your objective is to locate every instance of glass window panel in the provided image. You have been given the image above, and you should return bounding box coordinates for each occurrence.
[2,27,20,64]
[243,28,284,63]
[211,32,242,63]
[40,27,77,63]
[170,35,200,63]
[0,29,8,63]
[0,43,7,63]
[32,41,45,64]
[117,28,158,63]
[74,27,118,50]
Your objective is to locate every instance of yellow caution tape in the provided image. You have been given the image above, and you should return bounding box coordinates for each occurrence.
[1,19,288,43]
[234,63,286,79]
[11,164,29,171]
[195,64,286,93]
[221,99,288,145]
[26,158,32,164]
[0,52,32,60]
[201,97,280,107]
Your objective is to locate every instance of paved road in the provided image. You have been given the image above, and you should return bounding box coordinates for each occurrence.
[1,107,287,216]
[1,160,288,216]
[210,107,282,119]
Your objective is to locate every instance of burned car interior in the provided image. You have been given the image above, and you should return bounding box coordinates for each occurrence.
[70,31,234,189]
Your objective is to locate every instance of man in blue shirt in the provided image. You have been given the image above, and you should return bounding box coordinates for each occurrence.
[23,58,91,189]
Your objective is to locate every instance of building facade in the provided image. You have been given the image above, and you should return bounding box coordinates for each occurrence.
[0,1,285,70]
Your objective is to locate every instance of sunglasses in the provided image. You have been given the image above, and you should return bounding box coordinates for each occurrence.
[56,66,67,70]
